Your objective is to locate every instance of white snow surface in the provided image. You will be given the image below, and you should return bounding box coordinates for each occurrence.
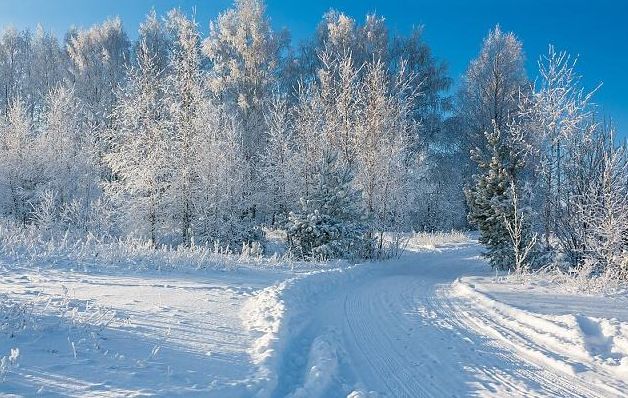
[1,240,627,397]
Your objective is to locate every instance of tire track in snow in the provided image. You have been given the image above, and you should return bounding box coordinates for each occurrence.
[273,245,626,397]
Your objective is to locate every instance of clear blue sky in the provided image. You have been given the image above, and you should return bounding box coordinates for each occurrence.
[1,0,626,138]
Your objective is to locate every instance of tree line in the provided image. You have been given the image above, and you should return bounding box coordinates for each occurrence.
[0,1,625,273]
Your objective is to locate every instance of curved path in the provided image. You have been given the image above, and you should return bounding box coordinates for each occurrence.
[275,245,626,397]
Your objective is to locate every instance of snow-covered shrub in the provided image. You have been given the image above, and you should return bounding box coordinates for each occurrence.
[31,189,58,235]
[286,151,373,260]
[405,230,471,250]
[505,258,626,295]
[241,240,264,259]
[0,348,20,382]
[0,219,307,271]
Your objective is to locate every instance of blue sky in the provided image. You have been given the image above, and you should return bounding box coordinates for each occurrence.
[1,0,626,137]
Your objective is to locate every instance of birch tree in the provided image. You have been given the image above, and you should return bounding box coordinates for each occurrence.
[106,40,171,244]
[165,10,205,245]
[37,86,98,231]
[203,0,286,222]
[458,25,528,185]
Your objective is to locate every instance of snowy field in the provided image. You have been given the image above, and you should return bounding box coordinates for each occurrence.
[1,237,627,397]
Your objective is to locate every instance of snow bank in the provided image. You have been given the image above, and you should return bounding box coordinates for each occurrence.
[242,263,374,397]
[287,334,338,398]
[452,279,628,394]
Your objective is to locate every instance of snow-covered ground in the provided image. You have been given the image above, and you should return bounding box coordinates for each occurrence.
[1,238,627,397]
[0,265,286,397]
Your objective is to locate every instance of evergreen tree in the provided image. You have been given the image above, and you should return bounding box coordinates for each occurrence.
[286,151,372,260]
[465,122,533,270]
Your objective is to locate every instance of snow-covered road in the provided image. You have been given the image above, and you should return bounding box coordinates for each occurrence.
[269,245,628,397]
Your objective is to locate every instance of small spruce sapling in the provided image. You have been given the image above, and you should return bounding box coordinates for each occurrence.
[286,151,372,260]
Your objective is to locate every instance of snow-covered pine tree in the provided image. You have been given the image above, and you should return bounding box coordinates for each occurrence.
[286,150,372,260]
[465,126,512,269]
[465,121,534,270]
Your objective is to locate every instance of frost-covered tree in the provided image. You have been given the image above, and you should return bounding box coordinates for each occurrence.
[316,11,357,55]
[526,47,598,251]
[36,86,99,231]
[164,10,206,246]
[259,94,299,225]
[354,59,418,249]
[458,25,528,185]
[136,10,172,73]
[0,27,31,117]
[390,26,451,150]
[465,121,533,270]
[503,181,538,273]
[298,14,456,232]
[553,123,624,270]
[30,26,67,117]
[66,18,130,130]
[105,40,171,245]
[318,47,361,166]
[0,98,42,225]
[576,137,628,277]
[301,11,388,74]
[290,44,441,239]
[291,79,327,201]
[287,151,372,260]
[203,0,286,221]
[194,108,261,248]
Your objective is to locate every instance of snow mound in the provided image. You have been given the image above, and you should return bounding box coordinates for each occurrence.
[346,389,380,398]
[287,334,338,398]
[452,279,628,395]
[241,264,373,397]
